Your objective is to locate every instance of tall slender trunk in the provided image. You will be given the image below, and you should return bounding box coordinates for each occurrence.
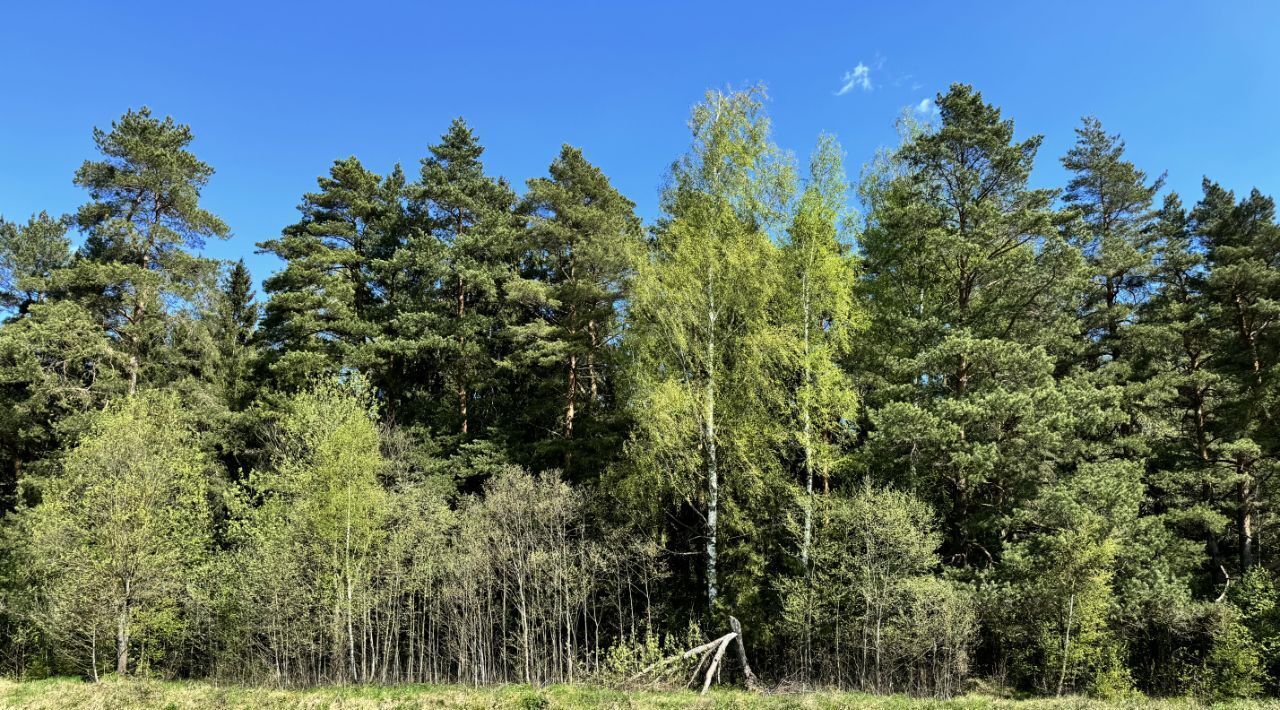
[116,581,131,675]
[705,287,719,612]
[800,273,814,568]
[457,275,468,435]
[1057,591,1075,696]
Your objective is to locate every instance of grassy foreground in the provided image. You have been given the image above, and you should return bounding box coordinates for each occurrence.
[0,677,1270,710]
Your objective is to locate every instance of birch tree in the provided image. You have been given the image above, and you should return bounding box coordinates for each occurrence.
[778,134,862,566]
[24,392,213,676]
[624,86,792,614]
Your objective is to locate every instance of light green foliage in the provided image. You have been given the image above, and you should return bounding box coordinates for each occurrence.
[234,379,388,683]
[21,393,213,676]
[623,86,793,617]
[991,461,1143,696]
[777,134,863,565]
[7,83,1280,701]
[780,484,975,695]
[1231,569,1280,692]
[1180,605,1264,701]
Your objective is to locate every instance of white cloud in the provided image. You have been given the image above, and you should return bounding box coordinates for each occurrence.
[914,97,940,118]
[835,63,872,95]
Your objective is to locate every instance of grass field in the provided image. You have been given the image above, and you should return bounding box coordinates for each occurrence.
[0,678,1271,710]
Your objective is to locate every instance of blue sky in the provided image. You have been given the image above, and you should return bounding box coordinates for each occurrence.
[2,1,1277,286]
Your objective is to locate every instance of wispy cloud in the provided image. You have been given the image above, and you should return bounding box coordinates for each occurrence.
[835,63,872,95]
[914,97,940,118]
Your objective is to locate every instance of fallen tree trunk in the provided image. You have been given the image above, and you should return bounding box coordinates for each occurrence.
[628,617,762,694]
[627,633,735,684]
[699,632,734,694]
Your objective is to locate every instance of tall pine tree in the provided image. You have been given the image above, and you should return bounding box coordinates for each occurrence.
[513,145,643,477]
[71,107,229,395]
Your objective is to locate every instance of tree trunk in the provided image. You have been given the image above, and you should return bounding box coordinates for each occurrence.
[565,352,577,468]
[1057,591,1074,696]
[116,598,130,675]
[705,297,719,612]
[1239,473,1255,571]
[458,275,468,435]
[587,320,600,402]
[800,272,814,567]
[729,616,760,691]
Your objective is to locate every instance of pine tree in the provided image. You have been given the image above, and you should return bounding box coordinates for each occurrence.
[858,84,1082,567]
[409,119,519,440]
[1194,181,1280,573]
[258,158,406,390]
[1129,189,1233,601]
[0,212,72,316]
[513,145,643,477]
[71,107,229,395]
[1061,117,1164,366]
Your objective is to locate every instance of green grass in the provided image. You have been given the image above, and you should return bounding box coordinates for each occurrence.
[0,677,1269,709]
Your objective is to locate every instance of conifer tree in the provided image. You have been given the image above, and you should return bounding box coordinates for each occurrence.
[0,212,72,316]
[1061,117,1164,366]
[210,260,259,408]
[258,158,406,390]
[71,107,229,395]
[514,145,643,476]
[410,120,519,440]
[859,84,1081,567]
[1195,181,1280,573]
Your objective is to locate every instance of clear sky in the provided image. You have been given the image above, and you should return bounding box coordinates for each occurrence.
[2,0,1277,285]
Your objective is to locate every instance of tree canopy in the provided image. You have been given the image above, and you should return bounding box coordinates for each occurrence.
[2,85,1279,701]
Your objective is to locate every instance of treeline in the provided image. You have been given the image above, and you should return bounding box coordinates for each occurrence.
[0,83,1278,700]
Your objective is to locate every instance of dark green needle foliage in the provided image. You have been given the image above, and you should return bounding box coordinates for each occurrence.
[258,158,406,391]
[511,145,643,479]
